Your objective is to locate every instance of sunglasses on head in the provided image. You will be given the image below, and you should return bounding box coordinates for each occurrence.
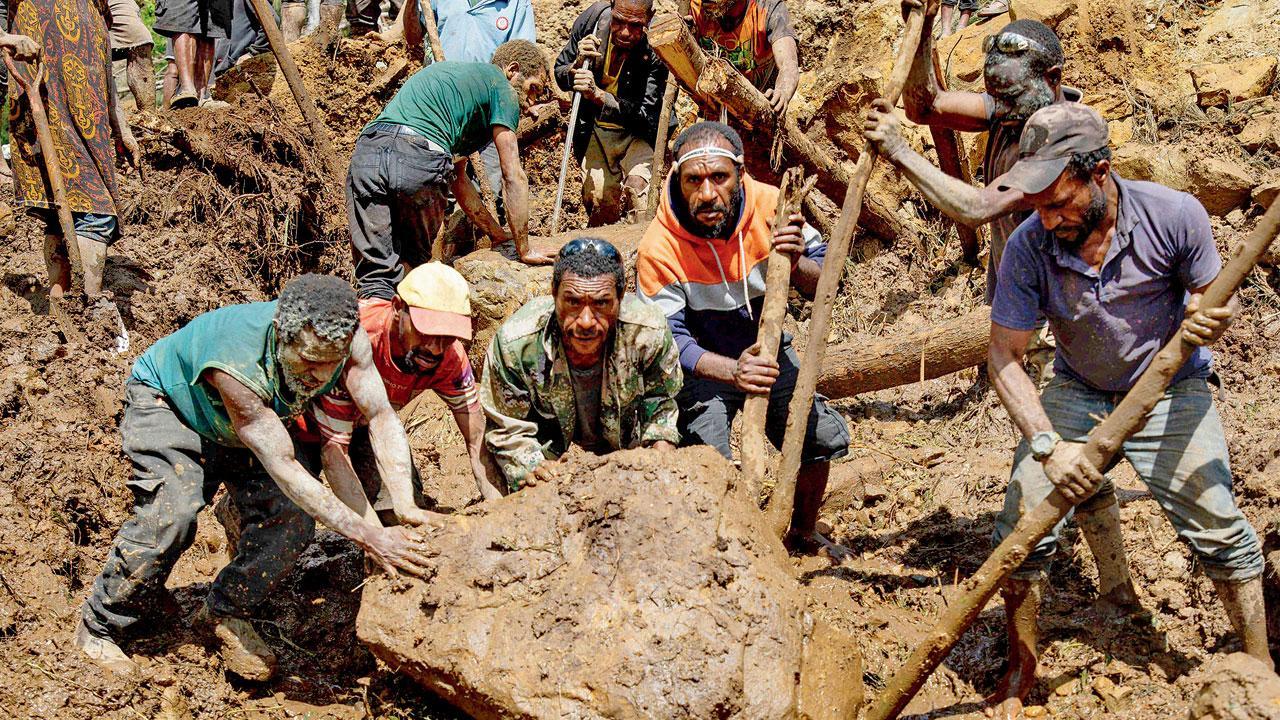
[559,237,622,261]
[982,32,1048,56]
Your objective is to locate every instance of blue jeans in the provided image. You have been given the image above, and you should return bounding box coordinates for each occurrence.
[993,376,1263,581]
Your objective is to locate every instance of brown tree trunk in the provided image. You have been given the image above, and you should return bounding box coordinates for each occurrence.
[816,307,990,399]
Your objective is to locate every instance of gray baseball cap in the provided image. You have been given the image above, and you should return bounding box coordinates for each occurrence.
[992,102,1110,195]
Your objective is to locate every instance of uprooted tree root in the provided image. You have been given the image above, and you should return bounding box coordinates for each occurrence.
[126,103,351,291]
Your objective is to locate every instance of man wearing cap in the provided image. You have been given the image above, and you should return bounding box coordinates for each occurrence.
[554,0,669,225]
[983,102,1269,717]
[635,121,851,557]
[480,238,682,492]
[304,262,499,507]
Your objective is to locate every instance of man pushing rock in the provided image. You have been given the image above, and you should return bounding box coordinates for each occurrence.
[480,238,683,492]
[984,103,1269,717]
[76,275,436,681]
[348,38,556,301]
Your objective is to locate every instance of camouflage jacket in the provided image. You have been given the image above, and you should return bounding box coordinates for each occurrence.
[479,295,682,491]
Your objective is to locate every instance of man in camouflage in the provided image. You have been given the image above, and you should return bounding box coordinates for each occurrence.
[479,237,682,491]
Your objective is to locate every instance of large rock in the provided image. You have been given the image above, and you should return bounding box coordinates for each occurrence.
[1255,176,1280,210]
[356,447,863,720]
[1112,143,1189,192]
[937,16,1008,87]
[1190,57,1279,108]
[1009,0,1078,28]
[1188,652,1280,719]
[1189,157,1257,217]
[1238,113,1280,153]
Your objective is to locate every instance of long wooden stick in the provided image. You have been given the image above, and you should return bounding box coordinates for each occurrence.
[741,169,816,496]
[4,57,83,293]
[246,0,344,181]
[550,58,591,235]
[865,196,1280,720]
[928,47,980,264]
[763,7,927,538]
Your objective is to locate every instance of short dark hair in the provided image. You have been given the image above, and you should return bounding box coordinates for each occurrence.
[1067,146,1112,180]
[553,238,625,295]
[612,0,655,10]
[991,20,1064,77]
[492,39,549,79]
[275,274,359,346]
[671,120,744,160]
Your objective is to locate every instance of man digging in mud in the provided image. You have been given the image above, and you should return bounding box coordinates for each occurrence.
[301,262,501,507]
[348,38,556,301]
[983,103,1270,718]
[554,0,669,225]
[480,237,682,492]
[76,275,437,681]
[689,0,798,116]
[635,121,851,558]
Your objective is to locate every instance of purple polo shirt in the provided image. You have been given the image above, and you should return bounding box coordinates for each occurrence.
[992,176,1220,392]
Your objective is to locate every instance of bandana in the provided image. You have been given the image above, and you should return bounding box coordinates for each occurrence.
[672,146,744,170]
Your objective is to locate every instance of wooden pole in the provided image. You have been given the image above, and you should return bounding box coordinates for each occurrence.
[646,0,691,220]
[550,58,590,236]
[865,196,1280,720]
[816,306,990,399]
[928,47,981,264]
[3,57,83,295]
[246,0,344,181]
[763,7,927,539]
[740,169,817,496]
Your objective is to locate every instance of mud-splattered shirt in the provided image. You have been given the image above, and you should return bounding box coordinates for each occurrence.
[992,176,1219,392]
[479,295,682,491]
[690,0,795,89]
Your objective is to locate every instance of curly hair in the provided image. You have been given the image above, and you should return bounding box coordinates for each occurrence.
[1068,146,1112,180]
[275,274,359,346]
[990,19,1064,77]
[553,238,624,295]
[491,39,549,80]
[671,120,744,159]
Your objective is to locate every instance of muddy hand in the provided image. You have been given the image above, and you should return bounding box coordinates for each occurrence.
[1,34,41,62]
[763,78,796,115]
[1041,440,1102,503]
[1181,293,1235,346]
[395,505,446,529]
[771,211,806,267]
[364,525,433,578]
[528,461,561,488]
[575,34,602,67]
[735,342,780,395]
[900,0,940,21]
[863,99,909,160]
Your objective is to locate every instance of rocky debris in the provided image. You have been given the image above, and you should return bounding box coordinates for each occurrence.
[356,446,863,720]
[1238,113,1280,153]
[1190,57,1279,107]
[937,16,1008,88]
[1112,143,1190,191]
[1188,652,1280,720]
[1009,0,1078,28]
[1255,177,1280,210]
[1189,157,1258,216]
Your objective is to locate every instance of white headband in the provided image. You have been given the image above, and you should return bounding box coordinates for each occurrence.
[673,146,743,169]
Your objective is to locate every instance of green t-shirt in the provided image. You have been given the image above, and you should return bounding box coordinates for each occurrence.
[370,61,521,157]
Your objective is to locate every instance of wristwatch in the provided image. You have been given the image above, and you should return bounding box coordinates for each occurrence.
[1029,431,1062,462]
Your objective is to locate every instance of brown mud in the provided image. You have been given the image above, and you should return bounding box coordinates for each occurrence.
[0,0,1278,718]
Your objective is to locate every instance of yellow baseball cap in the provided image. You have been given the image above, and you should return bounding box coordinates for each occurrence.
[396,262,473,340]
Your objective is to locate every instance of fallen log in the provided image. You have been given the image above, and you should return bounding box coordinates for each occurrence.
[816,306,990,399]
[357,446,863,720]
[651,14,912,243]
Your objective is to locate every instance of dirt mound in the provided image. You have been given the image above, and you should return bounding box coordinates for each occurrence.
[1188,652,1280,720]
[357,446,862,720]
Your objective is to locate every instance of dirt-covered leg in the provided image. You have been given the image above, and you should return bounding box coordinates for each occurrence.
[42,233,70,299]
[1075,495,1142,613]
[985,576,1042,719]
[126,44,155,111]
[1213,576,1272,669]
[785,462,853,562]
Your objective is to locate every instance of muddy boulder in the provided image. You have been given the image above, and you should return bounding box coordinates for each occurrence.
[1188,652,1280,720]
[355,446,862,720]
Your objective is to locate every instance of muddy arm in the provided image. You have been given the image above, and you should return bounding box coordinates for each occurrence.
[452,402,502,501]
[988,322,1050,440]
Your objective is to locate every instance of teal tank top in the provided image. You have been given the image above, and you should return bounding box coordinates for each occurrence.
[130,302,346,446]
